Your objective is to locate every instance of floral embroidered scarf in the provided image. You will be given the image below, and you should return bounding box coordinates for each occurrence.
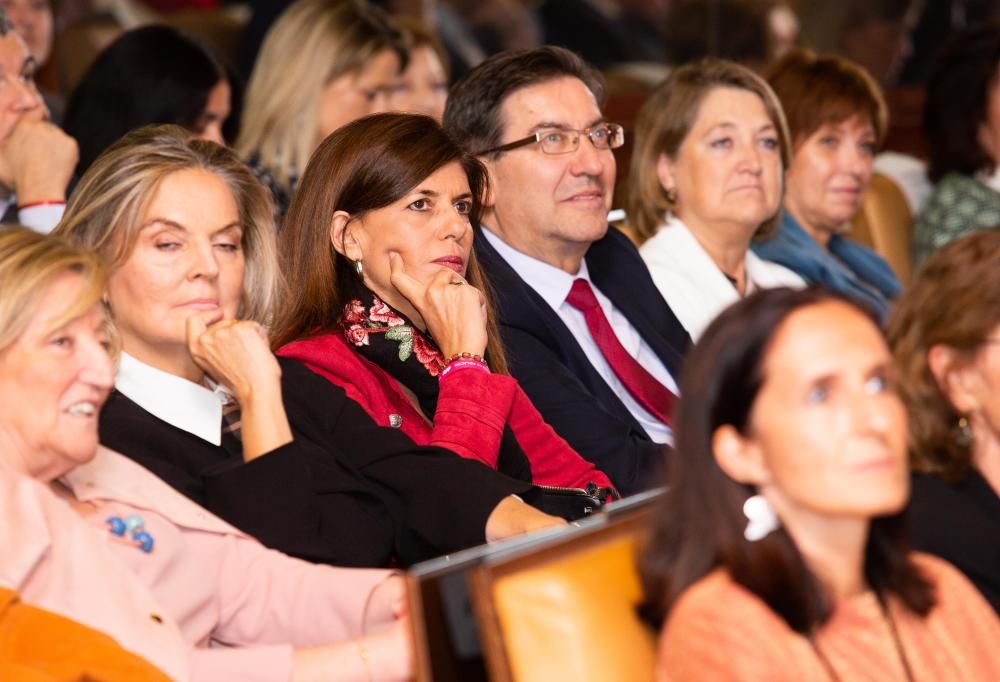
[339,280,533,482]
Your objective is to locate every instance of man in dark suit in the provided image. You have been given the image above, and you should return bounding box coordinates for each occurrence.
[444,47,690,496]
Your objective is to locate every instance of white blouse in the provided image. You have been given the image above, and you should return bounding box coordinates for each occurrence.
[639,216,805,340]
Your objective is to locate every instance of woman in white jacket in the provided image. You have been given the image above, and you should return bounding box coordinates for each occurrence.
[625,59,803,339]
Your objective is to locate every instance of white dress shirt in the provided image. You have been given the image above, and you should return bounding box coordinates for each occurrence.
[640,215,805,340]
[116,352,232,445]
[481,227,677,445]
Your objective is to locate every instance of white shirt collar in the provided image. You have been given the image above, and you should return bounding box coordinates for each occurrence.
[480,226,593,311]
[115,352,230,445]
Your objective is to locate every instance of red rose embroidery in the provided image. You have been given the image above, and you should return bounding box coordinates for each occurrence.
[342,299,366,325]
[345,324,370,346]
[369,297,405,327]
[413,333,445,376]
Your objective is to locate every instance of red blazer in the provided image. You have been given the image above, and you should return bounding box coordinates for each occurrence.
[278,332,613,491]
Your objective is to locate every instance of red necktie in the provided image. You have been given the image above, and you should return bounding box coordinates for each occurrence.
[565,278,677,426]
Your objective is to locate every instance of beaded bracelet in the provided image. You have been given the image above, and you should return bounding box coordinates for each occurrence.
[440,357,490,380]
[447,351,485,364]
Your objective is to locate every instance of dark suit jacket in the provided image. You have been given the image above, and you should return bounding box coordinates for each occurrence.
[909,469,1000,614]
[99,357,533,568]
[475,226,690,496]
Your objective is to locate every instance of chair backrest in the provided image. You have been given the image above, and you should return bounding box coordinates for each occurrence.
[469,503,658,682]
[851,172,914,284]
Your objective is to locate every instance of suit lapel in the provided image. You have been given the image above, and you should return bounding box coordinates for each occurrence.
[474,230,650,431]
[585,227,690,377]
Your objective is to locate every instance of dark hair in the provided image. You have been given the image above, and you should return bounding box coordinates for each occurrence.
[443,46,605,156]
[768,48,888,147]
[663,0,772,67]
[887,229,1000,481]
[63,25,229,175]
[924,25,1000,182]
[272,113,507,373]
[639,286,935,631]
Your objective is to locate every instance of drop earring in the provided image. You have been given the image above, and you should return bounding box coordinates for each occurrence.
[743,494,779,542]
[954,416,973,448]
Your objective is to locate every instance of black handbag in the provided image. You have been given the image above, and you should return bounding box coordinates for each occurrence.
[532,482,619,521]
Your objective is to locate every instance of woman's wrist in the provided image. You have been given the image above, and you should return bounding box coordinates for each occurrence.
[439,353,490,381]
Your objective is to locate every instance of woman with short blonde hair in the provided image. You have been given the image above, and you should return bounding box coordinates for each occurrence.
[237,0,405,220]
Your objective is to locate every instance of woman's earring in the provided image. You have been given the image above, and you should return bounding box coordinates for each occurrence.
[743,494,779,542]
[353,259,364,278]
[954,416,973,448]
[665,187,678,204]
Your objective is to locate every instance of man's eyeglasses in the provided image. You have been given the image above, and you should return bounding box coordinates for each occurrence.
[478,123,625,156]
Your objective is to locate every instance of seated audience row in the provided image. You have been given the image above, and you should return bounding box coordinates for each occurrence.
[54,125,567,569]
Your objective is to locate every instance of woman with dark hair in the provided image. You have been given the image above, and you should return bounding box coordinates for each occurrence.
[54,124,562,570]
[273,113,613,493]
[752,49,900,320]
[888,230,1000,613]
[912,25,1000,266]
[640,286,1000,678]
[63,25,235,176]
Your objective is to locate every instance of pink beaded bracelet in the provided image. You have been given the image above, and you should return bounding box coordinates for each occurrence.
[439,358,490,380]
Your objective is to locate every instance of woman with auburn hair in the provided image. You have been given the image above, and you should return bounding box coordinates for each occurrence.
[273,113,614,495]
[0,226,412,681]
[237,0,405,222]
[626,58,804,340]
[887,230,1000,613]
[640,286,1000,679]
[752,48,900,320]
[55,124,562,569]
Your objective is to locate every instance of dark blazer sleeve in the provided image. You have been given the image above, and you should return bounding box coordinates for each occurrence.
[500,326,667,496]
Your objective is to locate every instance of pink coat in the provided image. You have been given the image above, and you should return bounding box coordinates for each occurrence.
[0,447,393,682]
[279,332,614,491]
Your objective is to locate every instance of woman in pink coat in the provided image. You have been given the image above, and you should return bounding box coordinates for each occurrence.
[0,226,412,681]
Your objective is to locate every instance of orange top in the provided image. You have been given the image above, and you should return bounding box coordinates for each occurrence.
[656,553,1000,681]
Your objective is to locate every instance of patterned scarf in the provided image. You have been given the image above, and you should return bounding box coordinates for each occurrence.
[339,278,533,482]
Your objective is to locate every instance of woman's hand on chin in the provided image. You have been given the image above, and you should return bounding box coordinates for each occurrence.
[186,310,281,401]
[388,252,488,359]
[186,311,293,461]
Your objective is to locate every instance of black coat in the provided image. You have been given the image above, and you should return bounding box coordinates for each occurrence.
[474,226,690,496]
[909,469,1000,614]
[99,357,533,568]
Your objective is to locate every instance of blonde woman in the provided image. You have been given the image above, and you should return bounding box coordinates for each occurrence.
[0,226,411,681]
[625,59,804,340]
[236,0,406,221]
